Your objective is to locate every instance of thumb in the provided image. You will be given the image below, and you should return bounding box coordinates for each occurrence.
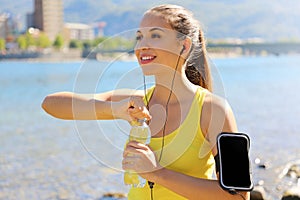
[128,96,151,120]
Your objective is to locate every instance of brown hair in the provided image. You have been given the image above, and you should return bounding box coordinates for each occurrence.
[145,4,212,92]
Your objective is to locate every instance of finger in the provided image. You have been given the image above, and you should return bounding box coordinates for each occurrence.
[126,111,136,122]
[123,144,148,158]
[128,106,147,115]
[123,145,151,161]
[127,141,149,150]
[128,109,151,121]
[129,96,145,107]
[123,144,141,157]
[127,108,142,122]
[122,157,136,170]
[128,97,151,120]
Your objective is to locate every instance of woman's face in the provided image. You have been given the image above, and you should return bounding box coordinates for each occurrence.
[135,13,183,75]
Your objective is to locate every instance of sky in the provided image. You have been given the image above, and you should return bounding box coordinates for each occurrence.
[1,0,299,40]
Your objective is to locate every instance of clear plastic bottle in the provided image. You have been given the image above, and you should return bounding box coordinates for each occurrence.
[124,118,151,188]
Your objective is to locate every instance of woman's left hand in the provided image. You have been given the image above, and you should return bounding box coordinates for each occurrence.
[122,141,161,181]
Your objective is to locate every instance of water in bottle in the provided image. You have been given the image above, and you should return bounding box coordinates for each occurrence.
[124,118,151,188]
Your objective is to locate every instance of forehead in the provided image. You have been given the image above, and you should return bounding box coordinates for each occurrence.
[139,13,173,30]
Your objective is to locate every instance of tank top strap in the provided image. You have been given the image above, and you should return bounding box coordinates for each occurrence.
[195,87,208,113]
[195,87,213,159]
[143,86,155,106]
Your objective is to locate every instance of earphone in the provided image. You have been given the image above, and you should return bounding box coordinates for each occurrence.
[180,45,186,55]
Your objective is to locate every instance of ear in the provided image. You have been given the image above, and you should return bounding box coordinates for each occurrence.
[181,37,192,56]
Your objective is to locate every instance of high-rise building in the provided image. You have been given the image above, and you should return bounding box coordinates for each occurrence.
[33,0,64,41]
[0,14,9,39]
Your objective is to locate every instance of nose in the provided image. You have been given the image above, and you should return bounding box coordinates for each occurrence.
[135,38,150,51]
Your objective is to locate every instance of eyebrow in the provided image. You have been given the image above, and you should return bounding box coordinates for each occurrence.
[149,27,165,32]
[136,27,165,34]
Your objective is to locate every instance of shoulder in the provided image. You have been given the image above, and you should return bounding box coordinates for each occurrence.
[200,91,238,150]
[202,91,230,114]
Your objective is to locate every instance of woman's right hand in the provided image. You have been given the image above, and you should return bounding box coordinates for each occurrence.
[113,96,151,122]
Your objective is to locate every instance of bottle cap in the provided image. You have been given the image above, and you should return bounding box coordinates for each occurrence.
[137,118,147,123]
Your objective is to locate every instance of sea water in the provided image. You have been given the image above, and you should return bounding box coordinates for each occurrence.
[0,55,300,199]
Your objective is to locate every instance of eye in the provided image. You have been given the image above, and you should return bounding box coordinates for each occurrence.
[151,33,161,39]
[136,35,143,41]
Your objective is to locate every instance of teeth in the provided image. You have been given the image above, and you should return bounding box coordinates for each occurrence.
[141,56,155,61]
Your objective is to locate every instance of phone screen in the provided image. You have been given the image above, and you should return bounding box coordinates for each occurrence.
[217,133,253,191]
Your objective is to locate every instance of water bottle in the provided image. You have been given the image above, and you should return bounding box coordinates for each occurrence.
[124,118,151,188]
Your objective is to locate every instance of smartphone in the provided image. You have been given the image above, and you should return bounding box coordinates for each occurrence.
[217,132,253,191]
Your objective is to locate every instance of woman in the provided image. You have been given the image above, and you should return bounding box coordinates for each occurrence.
[42,4,249,200]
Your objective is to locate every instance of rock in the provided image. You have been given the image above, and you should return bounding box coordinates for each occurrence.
[278,160,300,180]
[57,189,70,200]
[281,187,300,200]
[287,165,300,178]
[99,192,127,200]
[250,186,267,200]
[258,163,269,169]
[0,191,6,199]
[257,180,264,186]
[254,157,270,169]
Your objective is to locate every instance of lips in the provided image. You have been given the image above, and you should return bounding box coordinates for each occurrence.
[140,55,156,65]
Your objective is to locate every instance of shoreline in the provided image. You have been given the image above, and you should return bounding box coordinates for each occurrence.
[1,51,299,63]
[1,41,300,63]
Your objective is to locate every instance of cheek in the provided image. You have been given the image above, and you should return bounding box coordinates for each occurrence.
[159,37,180,53]
[154,40,179,54]
[156,49,180,65]
[134,50,139,60]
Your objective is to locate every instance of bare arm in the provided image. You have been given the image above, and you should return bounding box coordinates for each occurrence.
[41,89,144,120]
[151,169,248,200]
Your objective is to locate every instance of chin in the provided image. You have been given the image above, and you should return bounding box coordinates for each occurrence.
[140,63,162,76]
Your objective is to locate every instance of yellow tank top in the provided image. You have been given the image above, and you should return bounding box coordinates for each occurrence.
[127,87,215,200]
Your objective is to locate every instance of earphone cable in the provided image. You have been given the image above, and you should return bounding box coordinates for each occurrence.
[143,52,182,161]
[143,49,184,200]
[158,50,182,162]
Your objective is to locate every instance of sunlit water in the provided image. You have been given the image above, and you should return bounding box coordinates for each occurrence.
[0,55,300,199]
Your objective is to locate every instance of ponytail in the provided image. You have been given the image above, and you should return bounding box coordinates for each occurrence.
[185,29,212,92]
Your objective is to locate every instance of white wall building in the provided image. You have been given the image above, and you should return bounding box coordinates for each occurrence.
[64,23,95,41]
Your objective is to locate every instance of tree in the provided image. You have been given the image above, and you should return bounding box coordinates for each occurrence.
[69,39,82,49]
[53,34,64,49]
[0,38,5,51]
[82,40,93,49]
[37,33,51,48]
[95,36,135,51]
[93,37,106,47]
[25,32,36,47]
[17,35,27,50]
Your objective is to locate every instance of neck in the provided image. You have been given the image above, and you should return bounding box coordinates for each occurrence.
[152,66,196,105]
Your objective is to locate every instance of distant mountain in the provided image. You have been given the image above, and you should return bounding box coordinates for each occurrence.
[1,0,300,41]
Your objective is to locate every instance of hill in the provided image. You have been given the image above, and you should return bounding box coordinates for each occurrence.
[1,0,300,41]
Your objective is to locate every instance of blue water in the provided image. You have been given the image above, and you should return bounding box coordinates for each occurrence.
[1,55,300,199]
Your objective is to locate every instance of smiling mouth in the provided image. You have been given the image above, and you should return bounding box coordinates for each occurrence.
[140,55,156,64]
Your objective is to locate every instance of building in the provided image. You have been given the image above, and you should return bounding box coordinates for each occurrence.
[33,0,64,41]
[0,13,9,39]
[64,23,95,41]
[93,21,106,37]
[26,13,34,29]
